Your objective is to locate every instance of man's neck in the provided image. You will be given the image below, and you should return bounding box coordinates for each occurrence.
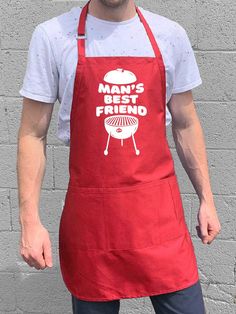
[88,0,136,22]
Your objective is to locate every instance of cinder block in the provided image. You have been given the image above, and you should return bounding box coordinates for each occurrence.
[53,146,70,189]
[201,282,236,305]
[0,144,53,189]
[0,50,3,97]
[195,102,236,149]
[2,50,27,98]
[197,0,236,50]
[0,312,21,314]
[0,231,19,272]
[0,273,16,312]
[5,98,28,144]
[15,272,72,313]
[0,98,9,143]
[204,297,236,314]
[193,239,236,285]
[0,144,18,188]
[194,52,236,101]
[0,188,11,231]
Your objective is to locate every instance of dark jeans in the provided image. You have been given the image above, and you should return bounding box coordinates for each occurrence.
[71,279,206,314]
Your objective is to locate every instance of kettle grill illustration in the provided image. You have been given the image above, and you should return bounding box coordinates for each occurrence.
[104,115,140,156]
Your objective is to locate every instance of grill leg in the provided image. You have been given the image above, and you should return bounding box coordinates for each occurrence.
[131,133,140,155]
[104,132,111,155]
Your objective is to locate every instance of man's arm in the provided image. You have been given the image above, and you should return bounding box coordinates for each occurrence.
[167,90,221,244]
[17,97,54,269]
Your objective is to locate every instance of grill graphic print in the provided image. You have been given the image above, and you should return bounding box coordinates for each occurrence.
[96,68,148,156]
[104,115,139,156]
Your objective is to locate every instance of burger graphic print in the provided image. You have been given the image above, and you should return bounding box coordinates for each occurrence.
[96,68,148,156]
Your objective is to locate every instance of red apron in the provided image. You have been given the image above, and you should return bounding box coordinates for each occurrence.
[59,0,199,301]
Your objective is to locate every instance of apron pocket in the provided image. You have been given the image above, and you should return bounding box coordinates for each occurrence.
[168,176,185,223]
[59,186,107,250]
[103,176,186,251]
[102,180,162,251]
[157,176,187,244]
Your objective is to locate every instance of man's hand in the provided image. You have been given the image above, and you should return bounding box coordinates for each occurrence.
[20,220,53,270]
[196,201,221,244]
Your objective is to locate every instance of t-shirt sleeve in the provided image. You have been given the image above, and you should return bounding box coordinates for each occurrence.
[172,26,202,94]
[19,24,59,103]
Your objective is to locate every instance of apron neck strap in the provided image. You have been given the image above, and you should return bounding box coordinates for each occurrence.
[77,0,162,60]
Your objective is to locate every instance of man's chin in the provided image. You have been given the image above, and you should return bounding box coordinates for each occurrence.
[98,0,129,9]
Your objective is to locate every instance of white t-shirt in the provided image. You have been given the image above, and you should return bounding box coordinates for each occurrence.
[19,5,202,146]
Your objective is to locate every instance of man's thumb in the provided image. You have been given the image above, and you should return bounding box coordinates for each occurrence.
[43,240,53,267]
[198,222,209,244]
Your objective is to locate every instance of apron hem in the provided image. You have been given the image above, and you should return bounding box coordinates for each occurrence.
[68,275,200,302]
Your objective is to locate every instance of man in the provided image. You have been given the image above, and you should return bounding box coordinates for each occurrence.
[17,0,221,313]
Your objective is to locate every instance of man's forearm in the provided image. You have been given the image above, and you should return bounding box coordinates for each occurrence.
[17,133,46,224]
[172,115,214,205]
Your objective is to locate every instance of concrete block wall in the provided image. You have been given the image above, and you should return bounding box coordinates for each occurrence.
[0,0,235,313]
